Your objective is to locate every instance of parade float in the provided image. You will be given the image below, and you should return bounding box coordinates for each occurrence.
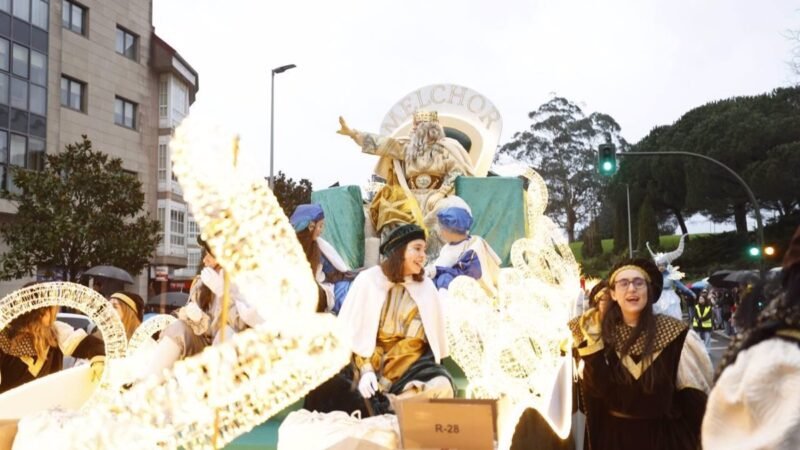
[0,84,581,449]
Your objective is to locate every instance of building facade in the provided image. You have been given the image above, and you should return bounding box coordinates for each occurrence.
[0,0,199,297]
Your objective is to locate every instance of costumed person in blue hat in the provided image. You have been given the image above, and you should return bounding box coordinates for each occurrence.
[647,235,696,320]
[290,203,356,314]
[323,224,454,415]
[426,196,501,297]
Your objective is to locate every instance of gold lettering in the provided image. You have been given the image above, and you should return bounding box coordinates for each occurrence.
[448,85,467,106]
[430,85,447,104]
[479,106,501,130]
[467,94,486,114]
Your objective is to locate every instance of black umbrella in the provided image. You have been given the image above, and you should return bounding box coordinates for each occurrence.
[707,270,736,288]
[84,265,135,284]
[723,270,760,285]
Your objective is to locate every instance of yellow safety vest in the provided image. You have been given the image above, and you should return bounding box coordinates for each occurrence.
[693,305,712,329]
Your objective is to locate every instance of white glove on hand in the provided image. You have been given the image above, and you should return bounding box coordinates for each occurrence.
[358,371,378,398]
[200,267,224,296]
[185,301,203,322]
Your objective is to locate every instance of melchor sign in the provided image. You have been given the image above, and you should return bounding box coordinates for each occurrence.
[379,84,503,177]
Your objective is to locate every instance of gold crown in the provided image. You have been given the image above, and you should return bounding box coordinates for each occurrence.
[413,110,438,123]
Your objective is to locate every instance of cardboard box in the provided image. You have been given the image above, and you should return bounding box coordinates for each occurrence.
[396,398,496,450]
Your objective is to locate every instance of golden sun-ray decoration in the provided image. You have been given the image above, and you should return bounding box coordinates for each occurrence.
[445,168,581,449]
[12,118,351,449]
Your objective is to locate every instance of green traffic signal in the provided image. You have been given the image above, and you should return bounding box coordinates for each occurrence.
[748,246,760,257]
[597,144,617,176]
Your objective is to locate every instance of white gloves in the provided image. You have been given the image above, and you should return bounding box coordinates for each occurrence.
[185,301,203,322]
[358,371,379,398]
[201,267,224,296]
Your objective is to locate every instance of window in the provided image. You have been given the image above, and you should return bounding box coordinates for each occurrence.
[31,0,47,30]
[187,217,199,241]
[171,81,188,121]
[169,209,185,246]
[60,76,84,111]
[12,0,29,21]
[29,84,45,114]
[187,250,200,271]
[0,39,9,72]
[9,133,25,167]
[0,74,8,105]
[115,26,137,60]
[0,0,9,13]
[114,96,136,129]
[157,206,166,243]
[30,50,46,85]
[62,0,86,35]
[158,77,167,119]
[27,136,43,170]
[157,143,167,182]
[12,44,28,78]
[10,77,26,109]
[0,131,6,164]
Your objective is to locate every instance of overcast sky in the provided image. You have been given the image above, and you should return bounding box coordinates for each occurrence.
[153,0,797,193]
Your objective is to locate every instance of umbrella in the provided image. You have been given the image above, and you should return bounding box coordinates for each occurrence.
[148,292,190,308]
[688,278,709,292]
[707,270,736,288]
[723,270,760,285]
[83,265,134,284]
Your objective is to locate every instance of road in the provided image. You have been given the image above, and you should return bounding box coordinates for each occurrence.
[708,330,733,371]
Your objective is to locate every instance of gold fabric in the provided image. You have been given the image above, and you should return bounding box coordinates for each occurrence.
[369,171,425,232]
[353,285,427,390]
[359,131,472,233]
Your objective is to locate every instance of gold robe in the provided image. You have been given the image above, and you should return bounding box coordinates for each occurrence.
[357,131,474,233]
[354,284,427,391]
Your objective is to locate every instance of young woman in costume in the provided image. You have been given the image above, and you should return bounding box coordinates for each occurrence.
[337,224,454,414]
[572,258,712,449]
[703,226,800,449]
[108,291,144,340]
[136,236,263,379]
[0,305,105,394]
[290,203,355,314]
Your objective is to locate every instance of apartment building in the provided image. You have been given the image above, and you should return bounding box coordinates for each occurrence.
[0,0,199,297]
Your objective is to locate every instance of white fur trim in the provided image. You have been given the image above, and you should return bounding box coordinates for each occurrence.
[337,266,447,363]
[676,330,713,393]
[702,339,800,450]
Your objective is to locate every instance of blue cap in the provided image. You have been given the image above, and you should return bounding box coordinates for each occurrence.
[436,207,473,234]
[289,204,325,232]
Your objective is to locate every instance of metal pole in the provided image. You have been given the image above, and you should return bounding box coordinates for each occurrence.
[622,151,765,277]
[626,183,633,258]
[269,70,275,190]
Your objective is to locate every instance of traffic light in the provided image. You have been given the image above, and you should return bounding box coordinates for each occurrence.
[747,244,761,258]
[597,143,617,176]
[763,245,776,257]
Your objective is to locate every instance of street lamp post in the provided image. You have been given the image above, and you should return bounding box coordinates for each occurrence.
[269,64,297,190]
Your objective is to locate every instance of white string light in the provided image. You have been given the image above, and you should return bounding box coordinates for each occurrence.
[0,282,128,404]
[12,118,351,449]
[127,314,177,353]
[446,168,580,448]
